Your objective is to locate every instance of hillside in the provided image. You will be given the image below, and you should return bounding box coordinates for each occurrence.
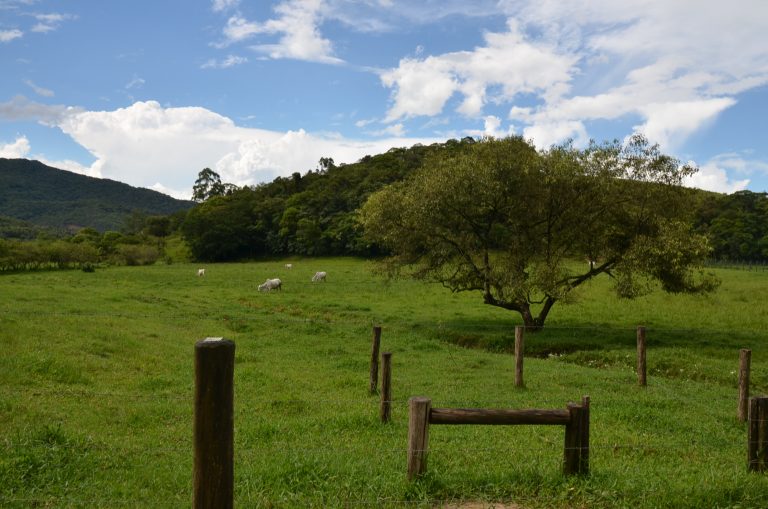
[0,158,194,232]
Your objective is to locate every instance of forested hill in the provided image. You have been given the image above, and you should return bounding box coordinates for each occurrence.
[0,158,194,233]
[182,138,476,261]
[181,137,768,264]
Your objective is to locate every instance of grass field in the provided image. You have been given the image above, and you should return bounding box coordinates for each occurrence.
[1,258,767,508]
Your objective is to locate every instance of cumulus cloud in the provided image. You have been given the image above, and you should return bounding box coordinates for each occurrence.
[0,28,23,42]
[381,19,576,122]
[463,115,511,139]
[684,153,768,194]
[634,98,737,151]
[685,159,750,194]
[8,101,439,199]
[377,0,767,150]
[0,135,30,157]
[219,0,343,64]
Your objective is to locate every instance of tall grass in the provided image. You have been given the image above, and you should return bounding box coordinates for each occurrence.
[0,259,766,508]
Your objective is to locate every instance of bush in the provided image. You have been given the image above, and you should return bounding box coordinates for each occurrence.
[114,244,160,266]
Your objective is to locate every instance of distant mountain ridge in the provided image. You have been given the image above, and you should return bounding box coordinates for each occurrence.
[0,158,194,233]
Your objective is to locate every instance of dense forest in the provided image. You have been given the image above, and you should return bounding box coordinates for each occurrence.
[1,140,768,270]
[181,138,768,264]
[181,139,475,260]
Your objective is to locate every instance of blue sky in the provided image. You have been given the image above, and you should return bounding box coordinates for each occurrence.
[1,0,767,199]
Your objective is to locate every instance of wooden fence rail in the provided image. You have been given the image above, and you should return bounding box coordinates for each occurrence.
[407,396,590,480]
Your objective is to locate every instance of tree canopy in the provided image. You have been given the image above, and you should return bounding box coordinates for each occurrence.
[359,135,719,329]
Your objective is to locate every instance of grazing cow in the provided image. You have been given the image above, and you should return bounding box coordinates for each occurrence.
[311,271,327,282]
[197,268,206,277]
[258,278,282,292]
[284,263,293,269]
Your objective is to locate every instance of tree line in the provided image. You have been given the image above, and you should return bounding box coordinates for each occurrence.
[1,137,767,275]
[0,211,185,272]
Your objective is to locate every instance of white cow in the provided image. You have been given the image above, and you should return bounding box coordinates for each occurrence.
[312,271,327,282]
[258,278,282,292]
[197,268,206,277]
[284,263,293,269]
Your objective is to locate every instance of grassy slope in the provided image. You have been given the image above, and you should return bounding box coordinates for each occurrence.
[0,259,766,508]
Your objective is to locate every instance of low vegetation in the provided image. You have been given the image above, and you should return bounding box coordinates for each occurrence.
[1,259,766,508]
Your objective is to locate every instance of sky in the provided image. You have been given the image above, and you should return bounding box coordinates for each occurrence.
[1,0,767,200]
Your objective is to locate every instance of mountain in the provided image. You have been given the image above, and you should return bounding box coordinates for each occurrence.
[0,158,194,233]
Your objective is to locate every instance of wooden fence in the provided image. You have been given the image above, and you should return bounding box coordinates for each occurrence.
[406,396,591,480]
[191,330,765,507]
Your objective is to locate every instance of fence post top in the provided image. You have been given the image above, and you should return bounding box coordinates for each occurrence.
[409,396,431,404]
[195,337,235,349]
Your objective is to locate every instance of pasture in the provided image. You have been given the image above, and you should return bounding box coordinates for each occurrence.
[0,258,767,508]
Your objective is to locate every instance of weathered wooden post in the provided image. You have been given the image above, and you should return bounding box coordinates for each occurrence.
[748,396,768,472]
[515,325,525,388]
[563,396,590,475]
[380,352,392,423]
[369,326,382,395]
[738,349,752,422]
[407,397,431,480]
[193,338,235,509]
[637,326,647,387]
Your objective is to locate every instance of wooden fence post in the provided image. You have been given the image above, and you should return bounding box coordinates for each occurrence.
[748,396,768,472]
[370,326,382,395]
[738,349,752,422]
[407,397,431,480]
[380,352,392,423]
[637,326,647,387]
[515,325,525,388]
[563,396,590,475]
[193,338,235,509]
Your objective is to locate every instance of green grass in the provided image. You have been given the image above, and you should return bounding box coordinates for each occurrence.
[0,259,767,508]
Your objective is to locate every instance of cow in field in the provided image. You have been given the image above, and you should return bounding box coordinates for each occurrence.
[197,268,206,277]
[258,278,282,292]
[284,263,293,269]
[312,271,327,282]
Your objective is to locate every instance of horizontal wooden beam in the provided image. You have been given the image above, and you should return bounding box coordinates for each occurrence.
[429,407,571,426]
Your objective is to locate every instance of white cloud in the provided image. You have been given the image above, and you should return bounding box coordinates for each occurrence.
[220,0,344,64]
[368,123,405,137]
[380,19,577,122]
[11,101,440,196]
[30,13,75,33]
[378,0,768,150]
[684,153,768,193]
[685,159,750,194]
[523,120,588,150]
[125,76,145,90]
[212,0,239,12]
[463,115,511,138]
[201,55,248,69]
[0,28,23,42]
[634,98,736,151]
[24,79,54,97]
[0,135,30,157]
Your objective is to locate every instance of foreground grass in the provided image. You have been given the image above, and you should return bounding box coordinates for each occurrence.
[0,259,766,508]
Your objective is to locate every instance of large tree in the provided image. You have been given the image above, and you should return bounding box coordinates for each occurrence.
[192,168,226,202]
[359,135,719,330]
